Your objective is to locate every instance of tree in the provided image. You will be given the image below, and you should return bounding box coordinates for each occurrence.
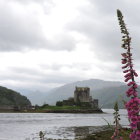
[56,101,63,106]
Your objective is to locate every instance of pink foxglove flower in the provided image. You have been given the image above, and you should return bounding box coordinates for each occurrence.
[123,70,129,73]
[127,81,135,86]
[117,9,140,139]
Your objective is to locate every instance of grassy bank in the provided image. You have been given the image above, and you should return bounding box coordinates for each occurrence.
[0,104,103,113]
[38,105,82,110]
[36,105,103,113]
[0,105,102,113]
[80,128,131,140]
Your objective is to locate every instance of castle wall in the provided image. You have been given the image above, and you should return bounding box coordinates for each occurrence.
[74,87,99,109]
[93,99,98,108]
[74,91,78,102]
[74,87,90,103]
[78,92,89,102]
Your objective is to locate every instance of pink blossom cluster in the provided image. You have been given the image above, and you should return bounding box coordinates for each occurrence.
[130,130,140,140]
[121,48,140,140]
[117,9,140,140]
[121,52,138,96]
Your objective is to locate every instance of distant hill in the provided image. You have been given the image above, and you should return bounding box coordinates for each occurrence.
[17,88,52,105]
[23,90,48,105]
[45,79,125,107]
[19,79,138,108]
[91,85,136,108]
[0,86,31,106]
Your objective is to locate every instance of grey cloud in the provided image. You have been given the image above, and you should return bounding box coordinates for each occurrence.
[0,0,76,52]
[88,0,125,15]
[0,63,124,91]
[40,62,92,71]
[91,0,140,26]
[88,0,140,61]
[67,0,140,62]
[13,0,51,4]
[1,0,140,91]
[9,67,43,76]
[40,74,84,84]
[40,64,69,71]
[13,0,55,15]
[0,62,94,89]
[67,16,121,62]
[3,66,84,84]
[49,34,76,51]
[0,1,48,51]
[0,71,42,83]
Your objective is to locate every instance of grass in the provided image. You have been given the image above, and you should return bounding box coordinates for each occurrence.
[80,128,131,140]
[0,105,96,113]
[39,105,84,110]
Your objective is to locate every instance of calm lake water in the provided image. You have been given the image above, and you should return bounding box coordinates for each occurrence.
[0,109,129,140]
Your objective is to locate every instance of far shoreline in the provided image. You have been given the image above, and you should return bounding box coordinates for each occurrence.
[0,108,103,113]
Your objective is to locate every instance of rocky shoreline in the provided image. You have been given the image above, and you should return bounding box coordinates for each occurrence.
[0,108,103,113]
[45,126,130,140]
[45,125,113,140]
[79,127,130,140]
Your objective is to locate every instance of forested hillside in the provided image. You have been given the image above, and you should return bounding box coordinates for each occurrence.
[0,86,31,106]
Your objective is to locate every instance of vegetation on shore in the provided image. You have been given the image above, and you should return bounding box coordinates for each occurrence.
[34,104,103,113]
[39,105,82,110]
[80,128,131,140]
[0,104,102,113]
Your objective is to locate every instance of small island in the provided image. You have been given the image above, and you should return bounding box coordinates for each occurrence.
[36,86,103,113]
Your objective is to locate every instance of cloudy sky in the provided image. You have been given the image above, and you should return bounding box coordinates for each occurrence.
[0,0,140,92]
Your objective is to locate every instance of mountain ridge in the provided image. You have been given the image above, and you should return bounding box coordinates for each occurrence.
[18,78,129,108]
[44,79,125,106]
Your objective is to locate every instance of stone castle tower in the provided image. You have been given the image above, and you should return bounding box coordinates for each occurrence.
[74,87,90,102]
[74,86,98,108]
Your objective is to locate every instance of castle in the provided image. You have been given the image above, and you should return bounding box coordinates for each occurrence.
[56,86,99,109]
[74,86,98,108]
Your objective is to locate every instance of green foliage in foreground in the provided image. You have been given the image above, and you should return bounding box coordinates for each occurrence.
[80,128,131,140]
